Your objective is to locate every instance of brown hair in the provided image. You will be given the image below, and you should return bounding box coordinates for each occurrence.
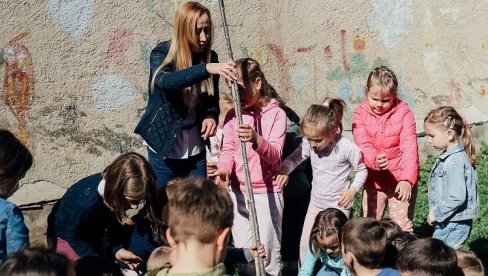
[366,66,398,97]
[0,129,32,198]
[153,1,214,104]
[300,97,346,138]
[396,238,461,276]
[342,217,387,269]
[309,208,348,257]
[456,250,484,276]
[0,247,72,276]
[379,219,402,239]
[166,177,233,243]
[424,106,476,164]
[235,58,280,107]
[102,152,162,226]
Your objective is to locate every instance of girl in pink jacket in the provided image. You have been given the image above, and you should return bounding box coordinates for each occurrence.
[217,58,287,275]
[352,66,419,232]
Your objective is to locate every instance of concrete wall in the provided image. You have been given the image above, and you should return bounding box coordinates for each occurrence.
[2,1,488,208]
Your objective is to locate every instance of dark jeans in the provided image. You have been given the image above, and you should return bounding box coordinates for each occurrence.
[147,148,207,189]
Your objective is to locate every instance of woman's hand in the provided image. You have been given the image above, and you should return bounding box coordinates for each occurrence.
[115,248,142,271]
[201,118,217,140]
[206,61,237,81]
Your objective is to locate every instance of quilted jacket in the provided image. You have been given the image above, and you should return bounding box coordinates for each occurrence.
[134,40,220,159]
[352,100,419,190]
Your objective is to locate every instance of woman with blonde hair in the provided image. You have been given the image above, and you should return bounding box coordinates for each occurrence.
[135,1,237,188]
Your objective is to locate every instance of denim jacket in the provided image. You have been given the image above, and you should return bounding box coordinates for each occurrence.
[0,198,29,263]
[134,40,220,159]
[428,143,480,222]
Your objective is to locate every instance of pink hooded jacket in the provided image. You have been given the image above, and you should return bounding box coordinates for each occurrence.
[218,99,287,194]
[352,100,419,190]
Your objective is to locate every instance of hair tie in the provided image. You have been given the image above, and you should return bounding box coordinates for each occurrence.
[443,116,455,129]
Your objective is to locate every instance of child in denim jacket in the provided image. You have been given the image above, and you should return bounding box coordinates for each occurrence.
[0,130,32,263]
[424,106,480,249]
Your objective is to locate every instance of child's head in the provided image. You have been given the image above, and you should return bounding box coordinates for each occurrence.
[424,106,475,163]
[147,246,174,271]
[233,58,278,110]
[165,177,233,261]
[365,66,398,115]
[379,219,402,239]
[456,250,484,276]
[309,208,348,258]
[102,152,160,225]
[341,217,387,271]
[383,231,418,268]
[300,98,346,151]
[0,129,32,198]
[0,248,75,276]
[396,238,461,276]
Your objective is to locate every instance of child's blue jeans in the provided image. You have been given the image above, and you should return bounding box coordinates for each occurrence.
[433,219,472,249]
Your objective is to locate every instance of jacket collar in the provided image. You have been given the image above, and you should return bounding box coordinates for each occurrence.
[438,143,464,161]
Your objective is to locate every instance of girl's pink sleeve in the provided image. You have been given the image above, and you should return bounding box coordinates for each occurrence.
[399,108,419,185]
[218,110,236,174]
[254,110,287,164]
[352,108,380,170]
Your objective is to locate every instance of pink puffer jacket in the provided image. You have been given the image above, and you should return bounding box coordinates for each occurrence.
[352,100,419,190]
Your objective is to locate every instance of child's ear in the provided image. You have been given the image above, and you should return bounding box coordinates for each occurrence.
[254,77,262,92]
[343,251,354,267]
[447,129,456,141]
[216,227,231,252]
[166,228,177,248]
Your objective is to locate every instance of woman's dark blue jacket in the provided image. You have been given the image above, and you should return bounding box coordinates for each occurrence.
[134,40,220,159]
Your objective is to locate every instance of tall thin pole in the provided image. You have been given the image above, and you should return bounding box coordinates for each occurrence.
[217,1,266,275]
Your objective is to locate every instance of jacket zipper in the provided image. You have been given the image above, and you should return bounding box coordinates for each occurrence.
[149,107,162,126]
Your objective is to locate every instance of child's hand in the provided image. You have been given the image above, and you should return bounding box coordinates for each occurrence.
[201,118,217,140]
[375,153,389,170]
[237,124,262,147]
[249,244,266,259]
[275,172,289,188]
[207,161,218,178]
[215,169,230,188]
[338,187,358,208]
[115,248,142,271]
[395,181,412,202]
[427,211,436,226]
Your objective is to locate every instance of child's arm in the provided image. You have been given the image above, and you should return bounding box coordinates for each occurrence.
[398,109,419,185]
[338,145,368,208]
[431,162,468,223]
[298,249,319,276]
[216,111,236,185]
[276,138,311,187]
[5,206,29,255]
[244,111,287,165]
[352,108,381,170]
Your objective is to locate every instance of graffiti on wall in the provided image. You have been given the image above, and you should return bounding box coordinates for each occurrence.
[48,0,94,39]
[367,0,413,48]
[91,74,135,112]
[107,28,150,72]
[2,32,34,148]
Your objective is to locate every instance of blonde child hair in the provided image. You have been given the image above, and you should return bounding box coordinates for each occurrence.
[300,98,346,137]
[424,106,475,164]
[147,246,173,271]
[456,250,484,276]
[366,66,398,96]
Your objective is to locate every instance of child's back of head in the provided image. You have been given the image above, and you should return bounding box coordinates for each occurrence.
[147,246,173,271]
[0,129,32,198]
[341,217,388,273]
[166,177,233,245]
[0,248,74,276]
[396,238,462,276]
[456,250,484,276]
[383,231,418,268]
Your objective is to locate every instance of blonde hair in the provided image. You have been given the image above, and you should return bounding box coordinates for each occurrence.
[219,92,234,111]
[456,250,484,276]
[366,66,398,97]
[300,97,346,138]
[424,106,475,164]
[153,1,214,104]
[147,246,173,271]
